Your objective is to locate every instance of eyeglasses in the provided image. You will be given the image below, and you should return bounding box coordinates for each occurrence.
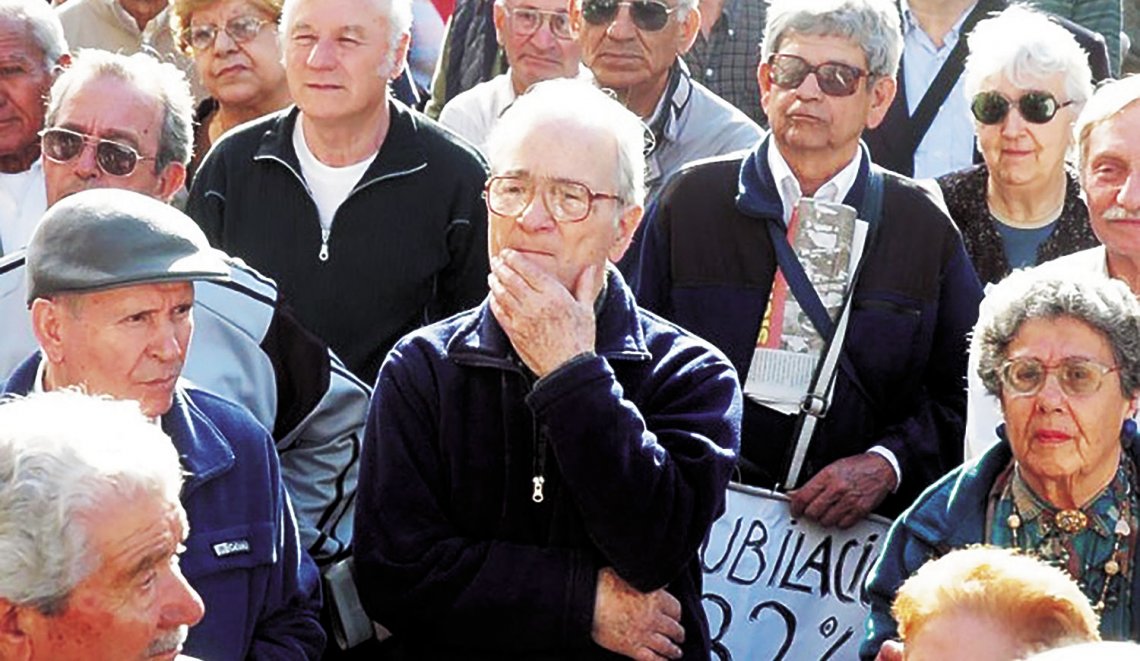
[183,15,272,51]
[580,0,679,32]
[766,53,868,97]
[484,174,621,223]
[999,357,1121,398]
[502,5,575,39]
[970,91,1074,125]
[39,128,155,177]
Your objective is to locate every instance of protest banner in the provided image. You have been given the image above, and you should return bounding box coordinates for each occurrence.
[701,484,891,661]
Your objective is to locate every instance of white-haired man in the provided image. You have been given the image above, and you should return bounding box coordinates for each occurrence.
[0,0,68,256]
[0,48,368,567]
[0,391,206,659]
[188,0,491,386]
[352,78,741,659]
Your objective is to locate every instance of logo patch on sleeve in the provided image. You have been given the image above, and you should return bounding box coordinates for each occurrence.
[212,539,251,557]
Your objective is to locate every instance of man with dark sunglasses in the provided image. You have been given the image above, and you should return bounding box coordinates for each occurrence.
[0,0,69,257]
[634,0,983,527]
[572,0,761,201]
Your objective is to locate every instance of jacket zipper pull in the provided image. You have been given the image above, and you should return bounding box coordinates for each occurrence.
[319,229,330,262]
[531,476,545,503]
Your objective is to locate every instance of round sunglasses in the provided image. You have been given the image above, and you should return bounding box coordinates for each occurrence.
[580,0,679,32]
[766,53,868,97]
[970,90,1074,125]
[39,128,155,177]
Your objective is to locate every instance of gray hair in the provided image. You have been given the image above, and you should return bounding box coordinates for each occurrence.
[973,269,1140,398]
[761,0,901,79]
[0,391,184,615]
[45,49,194,172]
[963,6,1093,117]
[1073,75,1140,176]
[486,78,648,210]
[0,0,67,73]
[281,0,413,52]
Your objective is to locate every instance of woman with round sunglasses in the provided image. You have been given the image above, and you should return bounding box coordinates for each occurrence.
[934,6,1098,286]
[862,269,1140,658]
[173,0,291,182]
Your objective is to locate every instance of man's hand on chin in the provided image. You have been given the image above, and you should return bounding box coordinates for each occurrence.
[488,249,604,377]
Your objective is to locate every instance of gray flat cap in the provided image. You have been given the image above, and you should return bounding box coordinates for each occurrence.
[26,189,229,304]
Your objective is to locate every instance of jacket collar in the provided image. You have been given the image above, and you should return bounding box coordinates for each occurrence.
[3,352,234,496]
[253,100,430,193]
[735,136,871,224]
[447,265,652,371]
[646,60,694,155]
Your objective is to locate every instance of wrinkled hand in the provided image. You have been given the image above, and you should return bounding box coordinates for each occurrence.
[788,452,897,529]
[488,249,603,377]
[874,639,904,661]
[592,567,685,660]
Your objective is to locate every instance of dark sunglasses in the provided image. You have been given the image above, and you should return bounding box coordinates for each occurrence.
[580,0,679,32]
[39,127,154,177]
[766,53,867,97]
[970,90,1073,125]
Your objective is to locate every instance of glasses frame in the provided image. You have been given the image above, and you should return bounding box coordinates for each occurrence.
[484,174,622,224]
[766,53,869,97]
[970,90,1074,125]
[183,15,273,52]
[38,127,155,178]
[998,356,1121,399]
[580,0,679,32]
[500,5,576,40]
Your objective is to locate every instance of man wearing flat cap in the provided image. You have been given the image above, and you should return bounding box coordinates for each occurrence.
[0,188,326,659]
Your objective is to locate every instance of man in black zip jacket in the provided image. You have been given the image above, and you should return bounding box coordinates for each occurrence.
[188,0,489,385]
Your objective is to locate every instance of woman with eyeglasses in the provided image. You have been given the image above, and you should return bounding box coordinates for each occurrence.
[861,269,1140,659]
[934,6,1098,286]
[172,0,291,182]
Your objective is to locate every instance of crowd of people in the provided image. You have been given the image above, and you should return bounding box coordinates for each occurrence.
[1,0,1140,658]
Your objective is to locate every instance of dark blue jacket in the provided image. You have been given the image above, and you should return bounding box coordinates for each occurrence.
[632,139,983,517]
[3,354,325,660]
[860,438,1140,658]
[353,268,741,659]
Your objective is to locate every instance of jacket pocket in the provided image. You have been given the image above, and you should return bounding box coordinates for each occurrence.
[843,296,924,410]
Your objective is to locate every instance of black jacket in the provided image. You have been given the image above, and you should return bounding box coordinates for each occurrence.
[187,102,489,384]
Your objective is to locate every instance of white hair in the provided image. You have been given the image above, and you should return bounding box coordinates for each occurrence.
[0,391,184,615]
[762,0,901,78]
[0,0,67,72]
[1073,75,1140,175]
[280,0,413,52]
[963,6,1093,117]
[486,78,648,209]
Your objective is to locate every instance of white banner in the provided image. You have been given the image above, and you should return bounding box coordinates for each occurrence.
[700,484,891,661]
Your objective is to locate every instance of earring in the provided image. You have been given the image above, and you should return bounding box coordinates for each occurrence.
[1122,418,1137,449]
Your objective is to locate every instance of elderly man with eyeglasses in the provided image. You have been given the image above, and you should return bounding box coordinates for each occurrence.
[572,0,760,204]
[634,0,983,528]
[352,77,741,660]
[438,0,587,154]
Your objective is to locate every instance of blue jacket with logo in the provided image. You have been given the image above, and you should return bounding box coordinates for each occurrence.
[353,267,741,659]
[3,353,325,660]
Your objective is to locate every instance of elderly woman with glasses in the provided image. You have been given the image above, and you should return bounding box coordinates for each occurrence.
[173,0,290,181]
[861,269,1140,659]
[935,6,1098,286]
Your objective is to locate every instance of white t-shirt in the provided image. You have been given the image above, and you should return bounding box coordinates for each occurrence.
[0,159,46,256]
[292,119,376,235]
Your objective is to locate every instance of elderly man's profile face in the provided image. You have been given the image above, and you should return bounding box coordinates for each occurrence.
[283,0,406,127]
[19,489,203,660]
[494,0,581,93]
[758,33,893,161]
[1082,101,1140,258]
[0,17,54,172]
[34,282,194,418]
[43,73,182,206]
[487,118,639,291]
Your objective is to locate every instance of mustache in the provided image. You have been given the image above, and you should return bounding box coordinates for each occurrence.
[145,626,189,656]
[1102,206,1140,220]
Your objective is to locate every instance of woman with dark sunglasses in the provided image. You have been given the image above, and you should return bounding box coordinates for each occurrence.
[935,6,1098,286]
